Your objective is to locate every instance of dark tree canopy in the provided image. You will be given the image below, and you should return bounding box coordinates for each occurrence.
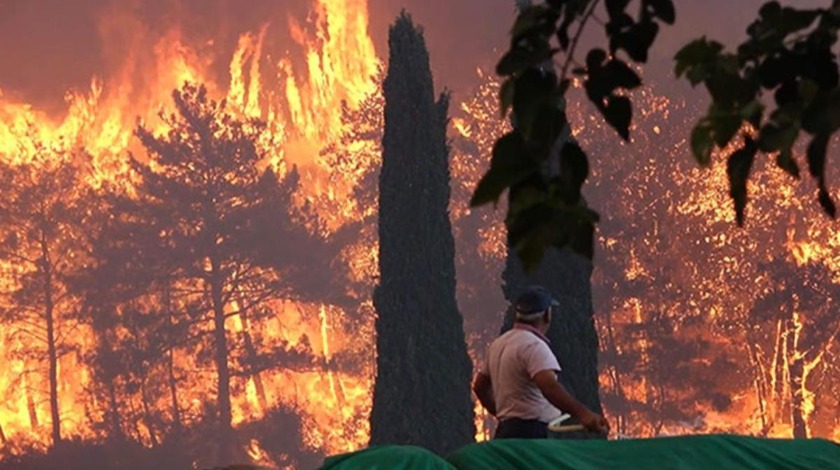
[369,12,475,456]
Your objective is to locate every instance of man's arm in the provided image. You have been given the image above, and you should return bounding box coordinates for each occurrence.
[472,373,496,416]
[532,370,609,433]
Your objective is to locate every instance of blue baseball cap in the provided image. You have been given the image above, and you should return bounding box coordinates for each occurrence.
[514,286,559,320]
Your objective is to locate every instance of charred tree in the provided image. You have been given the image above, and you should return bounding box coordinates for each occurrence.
[370,13,475,455]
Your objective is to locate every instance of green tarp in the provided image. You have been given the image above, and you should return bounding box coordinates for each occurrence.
[319,445,453,470]
[318,435,840,470]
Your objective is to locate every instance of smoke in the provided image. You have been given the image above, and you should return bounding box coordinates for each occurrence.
[2,0,818,108]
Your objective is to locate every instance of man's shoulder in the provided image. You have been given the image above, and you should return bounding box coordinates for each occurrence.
[492,328,544,349]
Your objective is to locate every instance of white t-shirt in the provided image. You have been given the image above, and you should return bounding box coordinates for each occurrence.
[480,327,563,423]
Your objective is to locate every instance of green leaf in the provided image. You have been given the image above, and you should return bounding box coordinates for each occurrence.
[558,141,590,203]
[566,214,597,260]
[807,133,836,218]
[740,100,764,126]
[748,2,820,41]
[674,38,724,81]
[775,149,800,179]
[511,4,559,40]
[802,89,840,134]
[496,43,556,76]
[726,137,758,226]
[513,68,556,139]
[602,96,633,141]
[605,59,642,89]
[806,133,829,181]
[818,188,837,218]
[612,19,659,63]
[508,203,555,270]
[508,200,601,270]
[708,108,743,148]
[758,123,799,153]
[470,132,534,207]
[706,70,757,108]
[691,121,714,166]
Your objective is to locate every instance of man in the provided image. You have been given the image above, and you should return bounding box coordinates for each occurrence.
[473,286,609,439]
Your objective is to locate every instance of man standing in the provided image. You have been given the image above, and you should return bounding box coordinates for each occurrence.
[473,286,609,439]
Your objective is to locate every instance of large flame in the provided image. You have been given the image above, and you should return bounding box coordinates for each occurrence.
[0,0,378,461]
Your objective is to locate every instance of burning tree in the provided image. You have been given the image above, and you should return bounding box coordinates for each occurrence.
[369,13,475,455]
[92,83,323,463]
[0,148,90,448]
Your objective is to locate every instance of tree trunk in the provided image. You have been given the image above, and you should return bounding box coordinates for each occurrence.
[168,346,182,431]
[140,382,160,447]
[25,373,40,430]
[41,237,61,448]
[603,307,626,435]
[107,379,123,439]
[210,258,233,463]
[786,308,809,439]
[239,307,268,411]
[747,341,770,435]
[771,318,787,420]
[788,354,808,438]
[165,287,183,432]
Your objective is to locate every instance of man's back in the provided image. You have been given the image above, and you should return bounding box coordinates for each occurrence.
[483,327,562,423]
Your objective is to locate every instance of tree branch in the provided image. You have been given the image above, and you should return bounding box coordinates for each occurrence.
[561,0,603,80]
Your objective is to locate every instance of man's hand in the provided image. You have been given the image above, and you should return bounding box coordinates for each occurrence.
[533,370,610,435]
[472,373,497,416]
[580,410,610,434]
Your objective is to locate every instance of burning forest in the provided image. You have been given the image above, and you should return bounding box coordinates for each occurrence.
[0,0,838,469]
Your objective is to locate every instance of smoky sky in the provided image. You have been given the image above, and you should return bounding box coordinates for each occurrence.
[0,0,827,112]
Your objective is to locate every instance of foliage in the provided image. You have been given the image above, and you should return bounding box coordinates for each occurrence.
[676,1,840,224]
[473,0,840,270]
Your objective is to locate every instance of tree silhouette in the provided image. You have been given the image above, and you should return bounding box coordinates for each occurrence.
[370,13,475,455]
[0,150,89,448]
[113,83,318,463]
[473,0,840,269]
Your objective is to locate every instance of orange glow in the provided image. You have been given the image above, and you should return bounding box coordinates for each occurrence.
[1,5,839,466]
[0,0,379,462]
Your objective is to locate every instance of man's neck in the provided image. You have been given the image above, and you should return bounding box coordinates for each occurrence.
[512,322,551,344]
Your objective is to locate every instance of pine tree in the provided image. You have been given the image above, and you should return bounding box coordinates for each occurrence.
[0,151,89,448]
[119,83,315,463]
[370,13,475,455]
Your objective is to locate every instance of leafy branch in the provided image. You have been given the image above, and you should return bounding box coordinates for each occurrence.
[473,0,838,271]
[471,0,675,269]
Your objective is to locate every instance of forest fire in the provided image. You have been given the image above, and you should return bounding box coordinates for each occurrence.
[0,1,379,466]
[0,0,838,468]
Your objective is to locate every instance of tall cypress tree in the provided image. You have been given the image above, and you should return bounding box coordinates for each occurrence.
[370,13,475,455]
